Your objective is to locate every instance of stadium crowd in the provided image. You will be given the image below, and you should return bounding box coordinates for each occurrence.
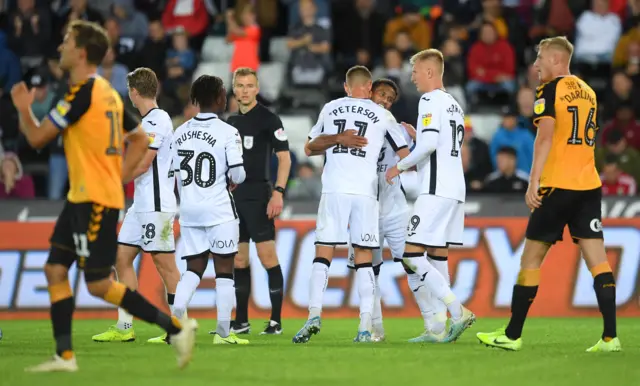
[0,0,639,199]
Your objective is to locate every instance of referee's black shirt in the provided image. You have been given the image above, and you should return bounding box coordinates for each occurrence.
[226,103,289,201]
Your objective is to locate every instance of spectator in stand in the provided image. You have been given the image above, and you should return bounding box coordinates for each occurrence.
[601,102,640,149]
[372,48,410,91]
[516,86,535,134]
[104,17,136,69]
[600,154,637,196]
[227,4,260,72]
[573,0,621,65]
[134,0,166,20]
[235,0,278,63]
[26,69,54,121]
[0,31,21,95]
[530,0,576,43]
[483,146,529,194]
[86,0,114,16]
[469,0,525,64]
[523,63,539,90]
[441,38,467,110]
[161,0,212,52]
[602,71,640,122]
[111,0,148,49]
[490,104,534,173]
[286,0,331,87]
[466,22,517,101]
[0,93,20,151]
[164,27,195,103]
[7,0,53,69]
[284,0,330,30]
[54,0,104,45]
[622,40,640,80]
[137,19,168,81]
[613,15,640,68]
[596,129,640,183]
[98,47,129,97]
[462,117,493,192]
[384,4,431,51]
[333,0,386,69]
[0,152,34,198]
[287,162,321,200]
[393,30,417,61]
[222,93,239,120]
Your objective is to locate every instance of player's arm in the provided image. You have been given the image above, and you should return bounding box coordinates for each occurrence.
[396,101,439,172]
[11,81,90,150]
[530,83,557,186]
[226,130,246,185]
[270,117,291,191]
[386,122,410,160]
[130,122,170,179]
[121,110,149,183]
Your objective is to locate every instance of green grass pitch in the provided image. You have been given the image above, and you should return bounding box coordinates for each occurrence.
[0,318,638,386]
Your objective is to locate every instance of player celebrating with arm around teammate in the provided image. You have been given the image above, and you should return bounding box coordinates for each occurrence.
[11,21,197,372]
[477,37,621,352]
[293,66,406,344]
[170,75,249,345]
[93,68,181,344]
[386,49,475,343]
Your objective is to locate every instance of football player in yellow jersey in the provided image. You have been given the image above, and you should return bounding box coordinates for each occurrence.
[476,37,621,352]
[10,20,197,372]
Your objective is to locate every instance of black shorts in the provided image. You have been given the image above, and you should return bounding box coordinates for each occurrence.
[49,201,120,281]
[525,187,603,245]
[236,185,275,244]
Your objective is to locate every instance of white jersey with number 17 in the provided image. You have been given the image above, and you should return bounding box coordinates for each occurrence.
[172,113,244,227]
[308,97,399,199]
[416,89,466,202]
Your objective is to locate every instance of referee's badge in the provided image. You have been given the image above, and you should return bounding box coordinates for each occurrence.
[244,135,254,149]
[274,128,288,141]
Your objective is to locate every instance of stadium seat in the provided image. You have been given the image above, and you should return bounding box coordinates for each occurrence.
[280,115,317,166]
[192,62,232,90]
[468,114,502,143]
[257,63,285,102]
[200,37,234,63]
[270,38,290,63]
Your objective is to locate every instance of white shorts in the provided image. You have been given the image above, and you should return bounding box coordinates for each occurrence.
[178,220,239,259]
[118,211,176,253]
[406,195,464,248]
[347,210,409,268]
[315,193,380,248]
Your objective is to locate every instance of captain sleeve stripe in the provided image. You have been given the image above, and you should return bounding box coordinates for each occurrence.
[228,163,243,168]
[396,145,408,151]
[148,146,159,150]
[47,111,67,130]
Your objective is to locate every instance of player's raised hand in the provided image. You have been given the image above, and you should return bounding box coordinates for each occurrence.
[525,180,542,210]
[337,129,368,149]
[385,165,401,185]
[401,122,416,140]
[10,82,35,112]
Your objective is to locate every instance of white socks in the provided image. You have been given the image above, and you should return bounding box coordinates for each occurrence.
[116,308,134,330]
[356,266,375,332]
[404,254,462,320]
[215,278,234,338]
[309,261,330,319]
[173,271,201,319]
[372,274,383,333]
[406,271,434,331]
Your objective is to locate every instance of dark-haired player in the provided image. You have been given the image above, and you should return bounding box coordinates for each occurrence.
[293,67,408,343]
[170,75,249,345]
[477,37,621,352]
[11,20,197,372]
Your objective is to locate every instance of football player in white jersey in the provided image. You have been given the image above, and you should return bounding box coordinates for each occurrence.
[292,66,408,344]
[170,75,249,345]
[92,68,181,344]
[386,49,475,343]
[346,79,444,342]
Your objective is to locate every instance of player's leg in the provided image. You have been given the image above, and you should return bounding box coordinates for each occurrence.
[371,245,384,341]
[350,195,380,343]
[146,212,180,343]
[210,220,249,344]
[569,188,620,352]
[478,188,564,351]
[92,209,141,342]
[232,206,252,334]
[26,202,80,372]
[173,227,209,319]
[292,193,346,343]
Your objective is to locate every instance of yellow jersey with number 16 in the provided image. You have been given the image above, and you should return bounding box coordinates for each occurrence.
[532,75,601,191]
[47,75,140,209]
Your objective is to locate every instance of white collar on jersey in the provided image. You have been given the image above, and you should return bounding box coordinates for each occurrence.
[194,112,218,121]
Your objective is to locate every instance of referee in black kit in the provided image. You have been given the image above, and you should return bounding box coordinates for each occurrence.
[222,67,291,335]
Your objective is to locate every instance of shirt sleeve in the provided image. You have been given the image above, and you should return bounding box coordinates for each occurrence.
[144,116,171,150]
[123,108,141,133]
[533,80,557,125]
[396,97,440,171]
[172,137,183,188]
[226,129,244,168]
[385,122,409,152]
[47,81,93,131]
[308,105,326,140]
[269,115,290,152]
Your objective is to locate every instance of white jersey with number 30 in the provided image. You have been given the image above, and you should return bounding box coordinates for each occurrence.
[308,97,399,199]
[172,113,244,227]
[415,90,466,202]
